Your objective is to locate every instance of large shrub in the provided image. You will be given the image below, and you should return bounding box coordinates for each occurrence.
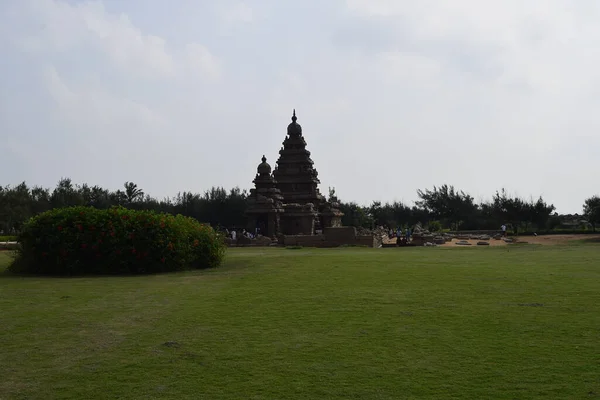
[10,206,226,275]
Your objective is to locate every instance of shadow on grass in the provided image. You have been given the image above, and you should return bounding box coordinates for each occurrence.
[578,237,600,244]
[0,253,231,280]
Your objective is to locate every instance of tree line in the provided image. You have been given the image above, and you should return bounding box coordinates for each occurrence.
[1,179,599,235]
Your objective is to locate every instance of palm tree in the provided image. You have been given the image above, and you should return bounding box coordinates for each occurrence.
[124,182,144,204]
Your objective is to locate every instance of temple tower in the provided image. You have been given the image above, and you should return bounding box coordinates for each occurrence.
[273,110,326,208]
[248,110,344,237]
[245,156,284,238]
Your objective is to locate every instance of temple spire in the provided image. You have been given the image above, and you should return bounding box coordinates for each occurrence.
[287,108,302,137]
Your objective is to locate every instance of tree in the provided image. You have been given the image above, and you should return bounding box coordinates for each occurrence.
[368,201,384,228]
[491,190,555,233]
[110,190,127,206]
[124,182,144,204]
[0,183,33,233]
[583,196,600,232]
[50,178,83,208]
[390,201,413,229]
[0,176,591,235]
[531,197,556,232]
[339,201,372,228]
[416,185,476,230]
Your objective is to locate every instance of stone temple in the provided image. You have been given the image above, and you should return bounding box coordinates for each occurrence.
[246,110,343,238]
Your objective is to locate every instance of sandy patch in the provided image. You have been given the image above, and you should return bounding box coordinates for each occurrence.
[514,234,600,246]
[383,234,600,247]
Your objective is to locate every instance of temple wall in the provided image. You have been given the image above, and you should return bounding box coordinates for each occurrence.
[226,236,275,247]
[282,227,376,248]
[324,227,356,241]
[280,215,315,235]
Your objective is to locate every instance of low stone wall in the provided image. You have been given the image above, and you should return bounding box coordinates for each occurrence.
[225,236,276,247]
[0,242,19,251]
[283,227,377,248]
[282,235,325,247]
[449,230,502,235]
[282,235,375,248]
[225,227,378,248]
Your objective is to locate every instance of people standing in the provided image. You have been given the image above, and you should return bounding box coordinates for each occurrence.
[501,224,507,237]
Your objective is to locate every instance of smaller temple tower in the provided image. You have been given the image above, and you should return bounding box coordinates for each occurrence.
[320,187,344,229]
[245,156,284,238]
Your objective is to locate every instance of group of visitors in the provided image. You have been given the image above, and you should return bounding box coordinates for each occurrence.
[224,227,261,240]
[385,226,412,244]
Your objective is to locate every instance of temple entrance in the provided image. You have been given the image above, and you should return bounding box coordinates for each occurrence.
[256,214,268,237]
[315,216,322,234]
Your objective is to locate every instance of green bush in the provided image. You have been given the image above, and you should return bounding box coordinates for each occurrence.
[427,221,442,232]
[0,235,17,242]
[9,206,226,275]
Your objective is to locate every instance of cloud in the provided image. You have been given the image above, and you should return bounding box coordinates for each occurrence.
[185,43,222,81]
[12,0,219,81]
[42,65,166,130]
[219,2,254,25]
[2,0,600,213]
[344,0,600,93]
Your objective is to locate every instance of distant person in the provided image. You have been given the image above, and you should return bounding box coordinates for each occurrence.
[231,230,237,240]
[501,224,507,237]
[406,228,411,242]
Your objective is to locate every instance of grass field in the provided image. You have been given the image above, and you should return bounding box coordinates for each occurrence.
[1,244,599,399]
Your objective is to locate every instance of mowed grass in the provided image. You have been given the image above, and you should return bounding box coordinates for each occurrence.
[1,245,599,399]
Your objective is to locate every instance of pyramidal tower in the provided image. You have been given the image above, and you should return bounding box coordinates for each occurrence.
[246,110,343,237]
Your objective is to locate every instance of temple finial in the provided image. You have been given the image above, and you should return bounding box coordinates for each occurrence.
[291,109,297,123]
[261,155,266,163]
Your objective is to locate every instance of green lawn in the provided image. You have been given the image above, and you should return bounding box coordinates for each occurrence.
[1,245,599,399]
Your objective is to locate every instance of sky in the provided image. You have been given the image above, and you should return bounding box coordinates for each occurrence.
[1,0,599,214]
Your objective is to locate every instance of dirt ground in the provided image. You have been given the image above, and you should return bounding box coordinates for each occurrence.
[384,234,600,247]
[511,234,600,246]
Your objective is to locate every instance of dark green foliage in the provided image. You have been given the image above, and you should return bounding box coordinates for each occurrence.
[488,189,556,233]
[10,207,225,275]
[368,201,412,228]
[339,201,373,228]
[416,184,477,230]
[0,235,17,241]
[427,220,442,232]
[0,177,590,234]
[0,180,249,234]
[583,196,600,232]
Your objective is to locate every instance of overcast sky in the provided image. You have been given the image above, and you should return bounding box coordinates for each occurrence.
[1,0,599,214]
